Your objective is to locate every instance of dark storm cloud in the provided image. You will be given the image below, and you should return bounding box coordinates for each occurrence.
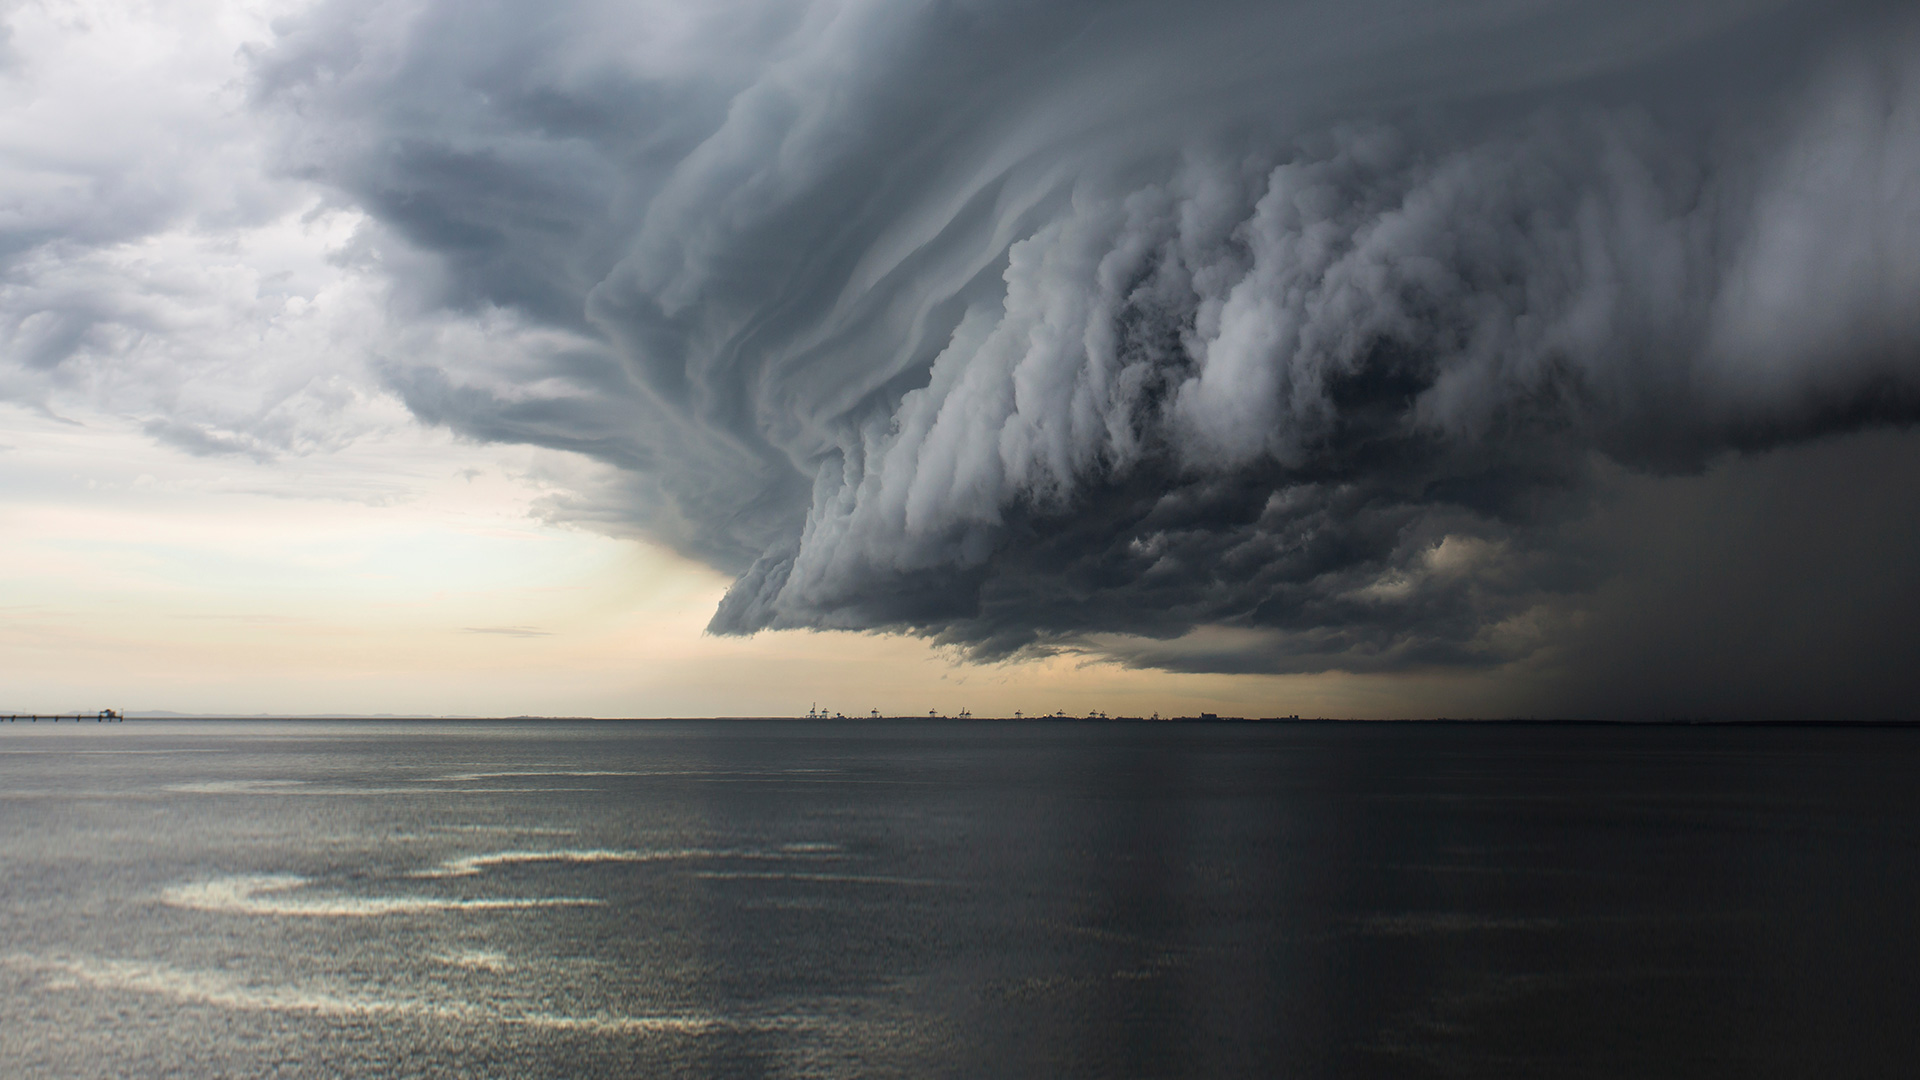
[250,0,1920,682]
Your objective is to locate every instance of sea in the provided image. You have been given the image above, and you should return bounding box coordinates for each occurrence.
[2,718,1916,1078]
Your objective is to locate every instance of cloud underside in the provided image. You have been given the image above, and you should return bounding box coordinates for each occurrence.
[267,0,1920,682]
[13,0,1919,704]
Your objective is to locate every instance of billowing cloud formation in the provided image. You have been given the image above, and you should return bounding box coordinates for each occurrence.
[0,2,361,455]
[229,0,1920,675]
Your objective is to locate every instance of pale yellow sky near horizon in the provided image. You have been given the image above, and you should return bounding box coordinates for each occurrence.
[0,402,1517,720]
[4,1,1917,726]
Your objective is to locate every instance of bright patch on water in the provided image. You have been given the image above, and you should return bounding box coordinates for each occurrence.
[161,875,601,916]
[4,954,808,1034]
[418,847,794,878]
[438,949,512,972]
[166,780,311,794]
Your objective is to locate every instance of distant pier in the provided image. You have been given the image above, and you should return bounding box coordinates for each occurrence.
[3,709,123,723]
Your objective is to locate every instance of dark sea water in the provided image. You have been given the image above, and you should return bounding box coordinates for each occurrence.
[2,719,1917,1078]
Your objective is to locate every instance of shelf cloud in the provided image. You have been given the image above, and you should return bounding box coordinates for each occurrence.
[26,0,1917,707]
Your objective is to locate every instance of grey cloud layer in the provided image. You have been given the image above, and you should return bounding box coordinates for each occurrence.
[250,0,1920,676]
[0,3,414,462]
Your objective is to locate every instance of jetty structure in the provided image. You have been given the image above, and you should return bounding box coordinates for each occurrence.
[4,709,123,723]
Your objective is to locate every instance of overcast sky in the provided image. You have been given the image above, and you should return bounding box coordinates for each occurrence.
[3,0,1916,718]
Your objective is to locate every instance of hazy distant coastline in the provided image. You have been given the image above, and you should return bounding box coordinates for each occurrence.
[9,713,1914,726]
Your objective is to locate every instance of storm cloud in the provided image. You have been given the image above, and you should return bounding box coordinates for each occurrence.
[232,0,1920,690]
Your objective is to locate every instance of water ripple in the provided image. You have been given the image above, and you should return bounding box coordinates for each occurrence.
[160,874,600,917]
[5,954,811,1035]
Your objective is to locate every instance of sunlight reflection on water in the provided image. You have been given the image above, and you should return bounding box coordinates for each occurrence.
[2,719,1917,1078]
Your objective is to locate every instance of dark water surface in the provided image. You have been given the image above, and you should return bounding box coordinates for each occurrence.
[2,719,1917,1078]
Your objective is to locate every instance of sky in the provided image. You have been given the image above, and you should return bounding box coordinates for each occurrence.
[2,0,1917,719]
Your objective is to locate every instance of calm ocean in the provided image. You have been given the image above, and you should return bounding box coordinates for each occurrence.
[2,719,1916,1078]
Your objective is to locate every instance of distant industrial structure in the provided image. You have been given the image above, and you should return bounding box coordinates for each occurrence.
[790,706,1307,723]
[4,709,122,723]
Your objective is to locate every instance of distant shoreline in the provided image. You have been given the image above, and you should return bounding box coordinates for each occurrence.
[8,714,1917,727]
